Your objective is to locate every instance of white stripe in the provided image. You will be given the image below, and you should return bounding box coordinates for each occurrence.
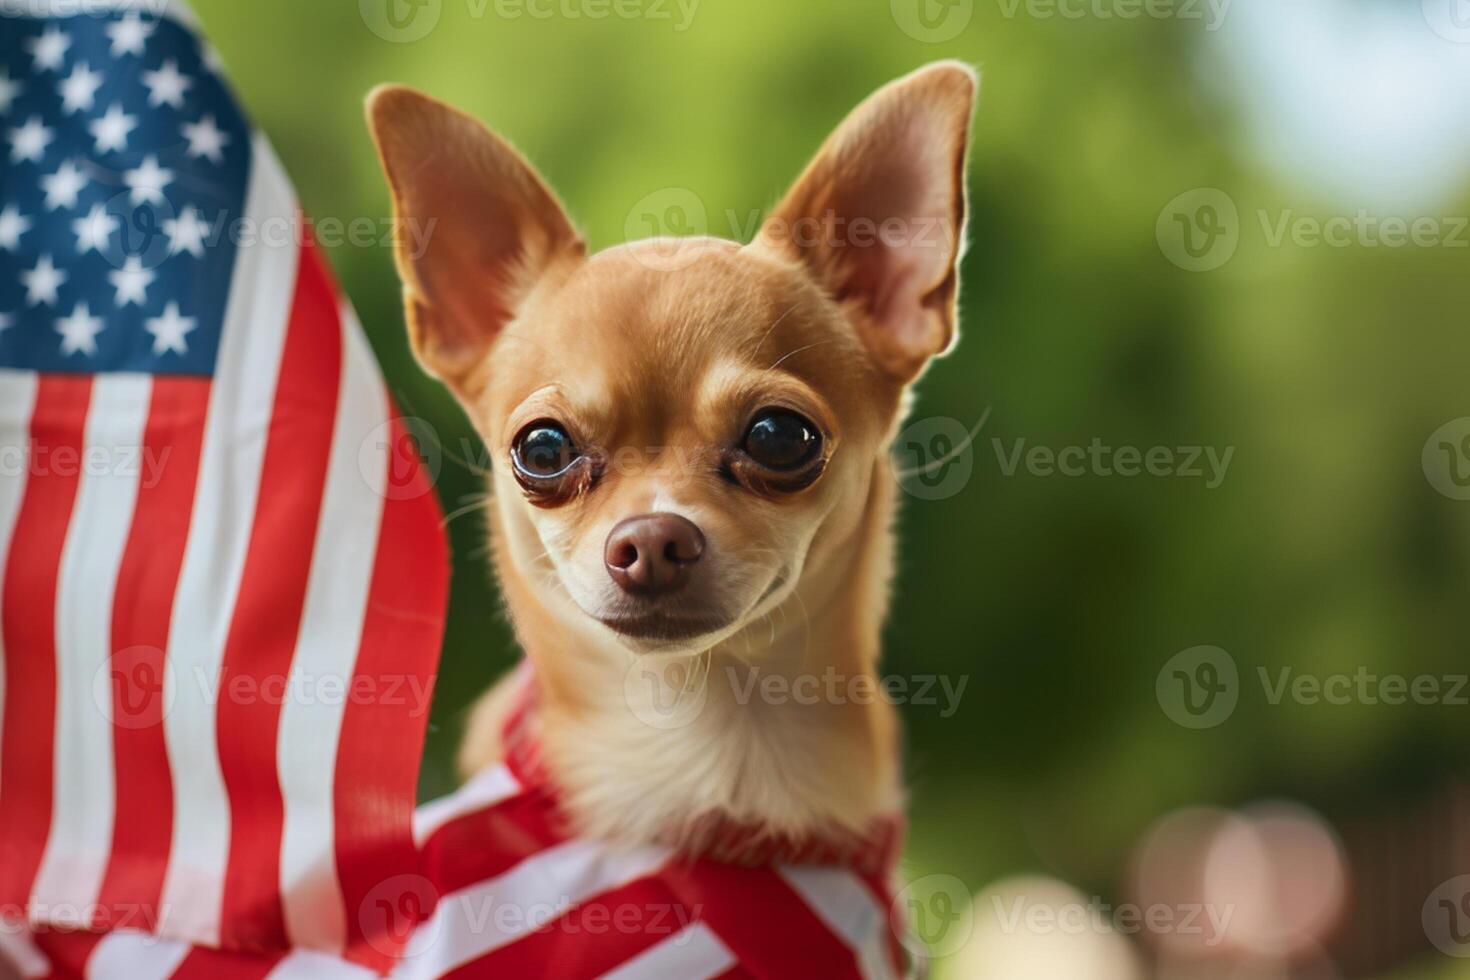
[276,306,388,954]
[413,765,522,846]
[0,371,38,810]
[0,928,49,978]
[780,867,896,980]
[266,948,378,979]
[596,923,737,980]
[85,930,191,980]
[31,374,152,919]
[401,841,671,977]
[158,135,300,948]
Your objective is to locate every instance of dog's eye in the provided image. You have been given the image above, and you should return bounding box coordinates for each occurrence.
[512,421,580,479]
[742,409,823,471]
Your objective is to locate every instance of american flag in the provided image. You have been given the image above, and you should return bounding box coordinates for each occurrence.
[0,0,448,972]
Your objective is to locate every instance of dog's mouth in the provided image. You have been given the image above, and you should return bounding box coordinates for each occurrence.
[596,611,734,641]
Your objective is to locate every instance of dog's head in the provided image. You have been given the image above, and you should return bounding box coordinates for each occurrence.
[368,63,975,655]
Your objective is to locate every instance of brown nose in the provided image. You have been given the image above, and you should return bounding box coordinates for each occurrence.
[604,513,706,597]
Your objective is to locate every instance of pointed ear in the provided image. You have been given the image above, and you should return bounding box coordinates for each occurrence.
[757,62,977,382]
[366,85,584,392]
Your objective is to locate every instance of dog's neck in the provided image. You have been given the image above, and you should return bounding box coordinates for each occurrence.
[482,460,903,852]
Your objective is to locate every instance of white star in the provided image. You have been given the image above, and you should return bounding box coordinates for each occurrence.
[26,27,71,73]
[90,104,138,154]
[141,59,191,109]
[181,114,230,164]
[0,312,12,335]
[0,206,30,251]
[106,14,155,57]
[165,206,212,258]
[21,254,66,307]
[9,116,54,164]
[56,302,104,357]
[57,62,103,115]
[145,301,195,356]
[41,159,88,210]
[73,204,118,255]
[0,70,22,115]
[124,155,172,205]
[108,255,155,307]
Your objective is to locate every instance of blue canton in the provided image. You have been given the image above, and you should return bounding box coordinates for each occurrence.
[0,9,253,377]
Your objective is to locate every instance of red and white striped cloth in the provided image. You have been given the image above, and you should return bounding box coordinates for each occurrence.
[6,688,915,979]
[0,0,448,972]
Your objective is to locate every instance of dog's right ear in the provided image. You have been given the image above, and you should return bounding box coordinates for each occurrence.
[366,86,584,393]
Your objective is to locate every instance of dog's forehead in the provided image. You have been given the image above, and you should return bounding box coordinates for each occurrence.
[540,240,822,363]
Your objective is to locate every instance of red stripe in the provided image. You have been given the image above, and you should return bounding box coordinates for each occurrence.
[445,875,690,980]
[169,944,284,980]
[658,861,863,979]
[30,929,103,980]
[420,789,568,898]
[336,412,448,971]
[93,379,210,933]
[0,377,91,915]
[215,235,344,952]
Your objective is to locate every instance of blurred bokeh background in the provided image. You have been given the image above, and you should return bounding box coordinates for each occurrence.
[189,0,1470,975]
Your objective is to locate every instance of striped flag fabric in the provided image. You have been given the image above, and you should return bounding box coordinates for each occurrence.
[9,747,913,979]
[0,0,448,972]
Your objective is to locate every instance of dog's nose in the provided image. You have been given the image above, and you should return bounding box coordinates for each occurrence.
[604,513,705,597]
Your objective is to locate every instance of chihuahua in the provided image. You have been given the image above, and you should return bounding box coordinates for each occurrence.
[367,61,976,862]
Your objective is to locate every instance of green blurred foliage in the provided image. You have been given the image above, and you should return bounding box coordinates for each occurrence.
[192,0,1470,966]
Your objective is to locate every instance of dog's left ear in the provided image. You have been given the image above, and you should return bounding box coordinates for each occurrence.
[757,62,977,382]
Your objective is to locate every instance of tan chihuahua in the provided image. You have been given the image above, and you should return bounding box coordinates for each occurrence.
[367,62,976,858]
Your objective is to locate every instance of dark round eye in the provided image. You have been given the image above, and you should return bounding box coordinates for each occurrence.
[742,409,823,471]
[512,421,579,479]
